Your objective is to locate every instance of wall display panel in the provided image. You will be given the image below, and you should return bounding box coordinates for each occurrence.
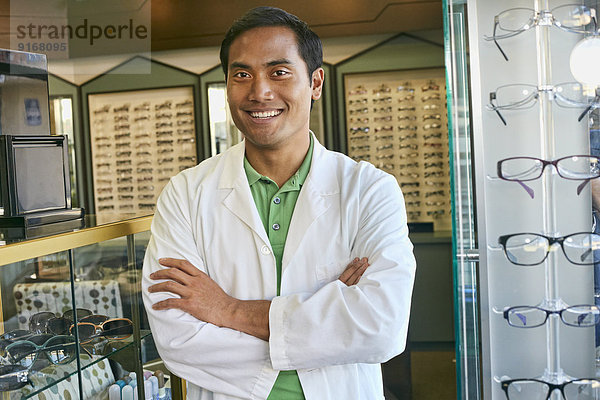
[344,68,450,231]
[450,0,599,398]
[88,87,197,224]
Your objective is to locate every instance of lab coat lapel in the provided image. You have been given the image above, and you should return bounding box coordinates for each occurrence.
[282,140,339,267]
[219,142,270,245]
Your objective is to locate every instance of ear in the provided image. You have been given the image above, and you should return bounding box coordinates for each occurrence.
[311,68,325,100]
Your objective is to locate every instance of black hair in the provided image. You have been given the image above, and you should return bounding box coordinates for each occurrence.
[219,6,323,82]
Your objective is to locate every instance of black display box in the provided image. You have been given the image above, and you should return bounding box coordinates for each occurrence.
[0,135,83,227]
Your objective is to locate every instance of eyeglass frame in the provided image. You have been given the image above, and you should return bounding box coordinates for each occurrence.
[501,377,600,400]
[503,304,600,328]
[70,317,133,344]
[29,308,93,334]
[497,155,599,198]
[485,5,598,61]
[498,231,600,266]
[0,364,31,391]
[4,334,77,368]
[487,83,600,125]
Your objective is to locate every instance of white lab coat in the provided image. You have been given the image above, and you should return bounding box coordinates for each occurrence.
[142,136,416,400]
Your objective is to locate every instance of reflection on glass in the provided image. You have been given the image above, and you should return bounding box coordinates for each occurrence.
[208,83,242,156]
[50,97,77,207]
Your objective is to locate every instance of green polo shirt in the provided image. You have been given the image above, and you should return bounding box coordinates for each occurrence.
[244,136,313,400]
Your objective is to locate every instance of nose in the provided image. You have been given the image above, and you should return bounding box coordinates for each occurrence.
[248,76,274,102]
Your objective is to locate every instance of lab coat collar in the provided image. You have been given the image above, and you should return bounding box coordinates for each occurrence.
[218,133,340,265]
[217,133,339,194]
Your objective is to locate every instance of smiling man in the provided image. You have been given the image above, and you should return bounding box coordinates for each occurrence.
[142,6,416,400]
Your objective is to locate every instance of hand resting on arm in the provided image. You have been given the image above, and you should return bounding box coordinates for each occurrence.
[148,257,370,341]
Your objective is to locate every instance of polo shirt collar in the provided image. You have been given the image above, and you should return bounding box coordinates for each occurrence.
[244,135,314,189]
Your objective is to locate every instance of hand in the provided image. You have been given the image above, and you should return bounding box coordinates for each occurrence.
[338,257,369,286]
[148,258,235,327]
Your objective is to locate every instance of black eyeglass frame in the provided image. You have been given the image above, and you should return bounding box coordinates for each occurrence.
[501,377,600,400]
[503,304,600,328]
[498,231,600,266]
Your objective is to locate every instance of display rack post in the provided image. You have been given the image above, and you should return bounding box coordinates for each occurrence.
[533,0,563,382]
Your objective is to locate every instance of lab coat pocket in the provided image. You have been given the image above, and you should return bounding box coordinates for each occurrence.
[316,261,342,285]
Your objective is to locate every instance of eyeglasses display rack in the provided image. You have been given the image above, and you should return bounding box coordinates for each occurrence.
[451,0,600,398]
[88,86,197,225]
[344,68,451,231]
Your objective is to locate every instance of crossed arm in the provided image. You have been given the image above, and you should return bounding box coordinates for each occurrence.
[147,256,370,341]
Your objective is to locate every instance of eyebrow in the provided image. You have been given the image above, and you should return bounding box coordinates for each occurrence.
[266,58,293,67]
[230,58,294,71]
[230,61,251,70]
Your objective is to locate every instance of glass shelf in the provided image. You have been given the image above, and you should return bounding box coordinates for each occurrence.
[78,330,153,372]
[0,214,153,247]
[0,217,177,400]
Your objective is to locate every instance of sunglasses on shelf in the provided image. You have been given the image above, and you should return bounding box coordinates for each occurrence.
[70,317,133,345]
[29,309,93,335]
[5,334,77,369]
[0,364,30,392]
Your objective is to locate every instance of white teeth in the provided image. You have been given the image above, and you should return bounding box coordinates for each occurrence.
[249,110,282,118]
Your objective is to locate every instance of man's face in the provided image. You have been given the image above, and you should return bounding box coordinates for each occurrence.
[226,26,324,151]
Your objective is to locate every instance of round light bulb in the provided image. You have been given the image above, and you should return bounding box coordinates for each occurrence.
[570,36,600,86]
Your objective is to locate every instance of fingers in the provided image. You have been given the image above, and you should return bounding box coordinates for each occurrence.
[148,281,187,297]
[338,257,369,286]
[338,257,361,283]
[152,298,188,312]
[347,260,369,286]
[158,258,201,276]
[150,265,201,285]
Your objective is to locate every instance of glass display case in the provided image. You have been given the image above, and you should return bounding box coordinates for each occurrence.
[0,217,183,400]
[446,0,600,398]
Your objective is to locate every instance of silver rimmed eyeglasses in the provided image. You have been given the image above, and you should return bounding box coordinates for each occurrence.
[484,5,597,61]
[487,83,600,124]
[497,155,600,198]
